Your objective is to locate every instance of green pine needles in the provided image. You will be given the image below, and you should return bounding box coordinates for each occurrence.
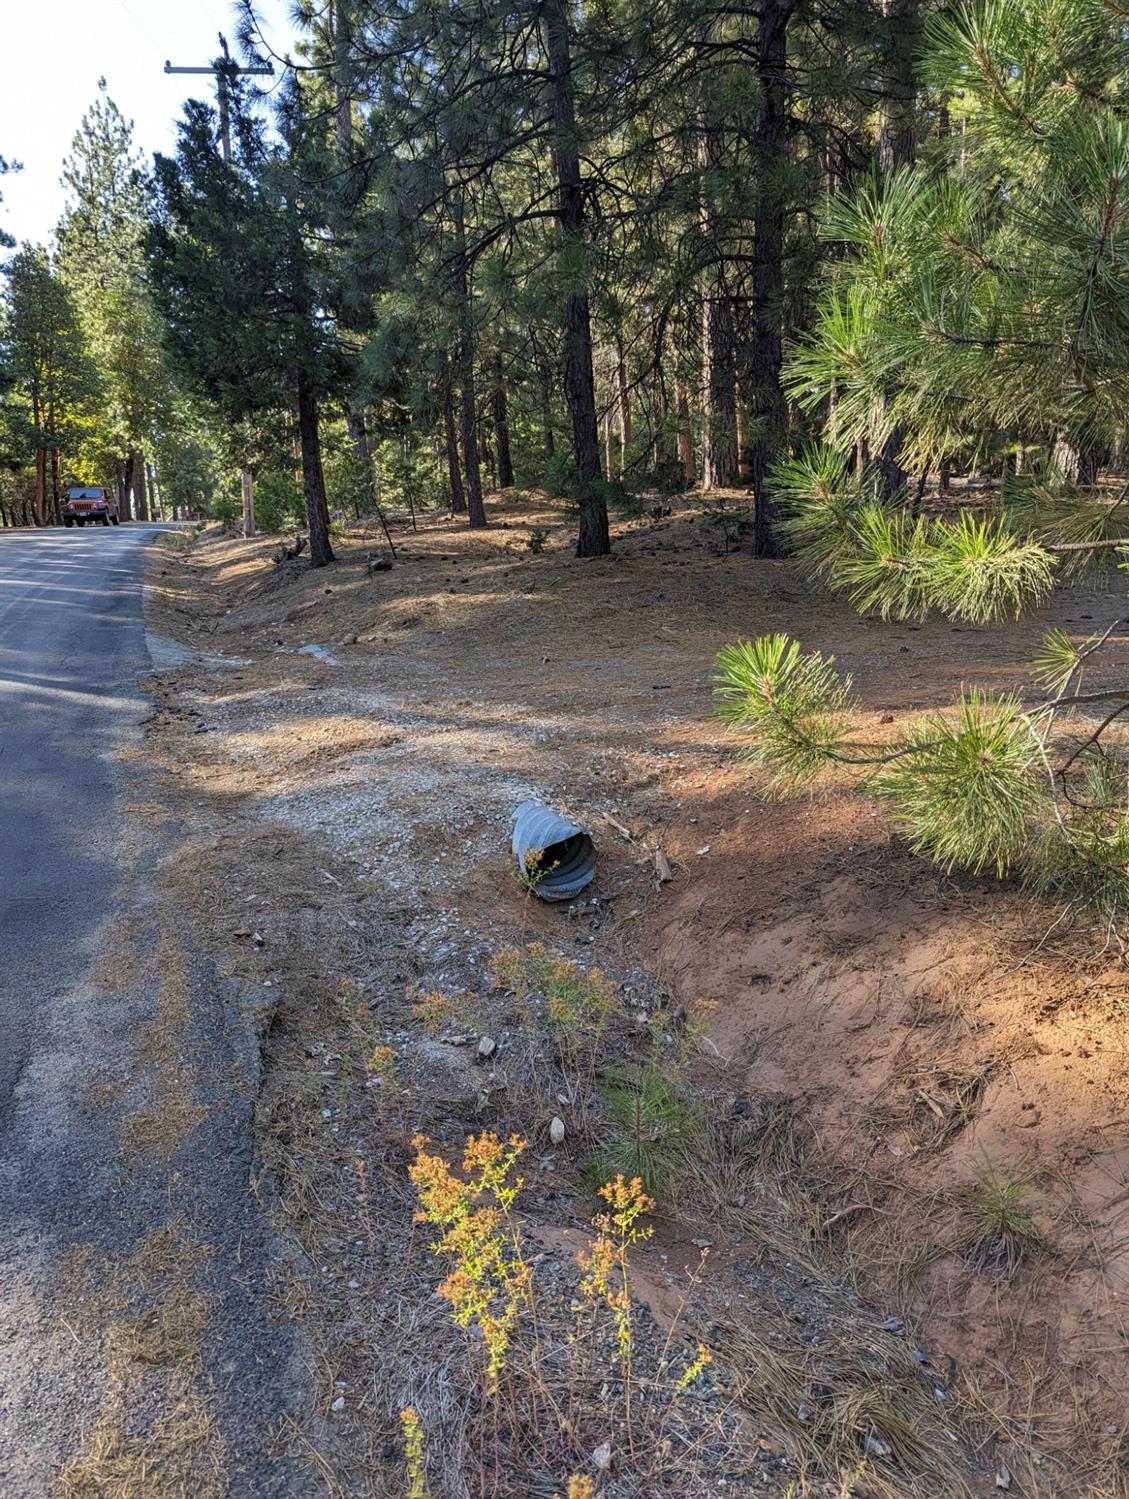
[872,693,1041,877]
[772,444,1059,624]
[714,623,1129,931]
[713,634,855,790]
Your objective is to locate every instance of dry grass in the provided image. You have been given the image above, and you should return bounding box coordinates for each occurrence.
[91,910,146,997]
[57,1377,227,1499]
[57,1219,222,1498]
[959,1356,1129,1499]
[719,1310,970,1499]
[117,933,208,1161]
[670,1094,975,1495]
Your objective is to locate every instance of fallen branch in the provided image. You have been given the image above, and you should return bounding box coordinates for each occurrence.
[275,534,308,564]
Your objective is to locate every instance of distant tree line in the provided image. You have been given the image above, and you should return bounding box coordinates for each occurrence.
[5,1,1128,556]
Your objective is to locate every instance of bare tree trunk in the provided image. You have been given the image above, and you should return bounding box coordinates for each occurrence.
[699,126,738,488]
[544,0,608,556]
[873,0,919,502]
[604,395,616,481]
[120,455,134,522]
[491,353,515,488]
[651,371,671,471]
[34,447,47,527]
[615,336,632,474]
[476,419,491,488]
[50,446,62,525]
[296,369,335,567]
[347,405,394,557]
[452,194,486,528]
[1055,433,1106,486]
[443,382,466,513]
[878,0,920,175]
[539,360,555,464]
[735,373,752,482]
[749,0,793,556]
[675,375,695,484]
[133,451,150,522]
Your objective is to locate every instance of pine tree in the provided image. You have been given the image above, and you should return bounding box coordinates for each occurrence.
[148,88,345,565]
[0,246,100,524]
[58,86,170,521]
[788,0,1129,493]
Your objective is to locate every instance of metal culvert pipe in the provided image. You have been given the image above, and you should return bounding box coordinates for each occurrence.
[512,801,596,901]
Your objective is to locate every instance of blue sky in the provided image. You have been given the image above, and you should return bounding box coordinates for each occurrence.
[0,0,296,247]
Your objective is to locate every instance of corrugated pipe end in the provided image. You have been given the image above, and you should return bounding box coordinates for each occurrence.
[511,801,596,902]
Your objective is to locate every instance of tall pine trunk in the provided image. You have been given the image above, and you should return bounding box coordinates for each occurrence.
[878,0,919,175]
[491,353,515,488]
[132,450,149,521]
[120,455,134,523]
[615,336,632,474]
[749,0,793,557]
[443,381,466,513]
[544,0,608,557]
[452,194,487,528]
[698,119,738,489]
[873,0,920,501]
[539,360,556,463]
[51,446,62,525]
[675,373,695,483]
[297,370,335,567]
[34,447,47,528]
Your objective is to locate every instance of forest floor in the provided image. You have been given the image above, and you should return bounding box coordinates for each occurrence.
[141,489,1129,1498]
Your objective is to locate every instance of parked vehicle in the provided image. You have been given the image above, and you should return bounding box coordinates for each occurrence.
[62,487,119,527]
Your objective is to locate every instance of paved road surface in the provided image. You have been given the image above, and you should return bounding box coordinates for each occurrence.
[0,525,310,1494]
[0,525,158,1106]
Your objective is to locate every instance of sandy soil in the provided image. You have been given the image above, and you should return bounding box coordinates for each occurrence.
[142,492,1129,1498]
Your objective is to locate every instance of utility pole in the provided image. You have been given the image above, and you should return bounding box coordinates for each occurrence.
[164,33,273,165]
[165,34,272,537]
[241,470,256,538]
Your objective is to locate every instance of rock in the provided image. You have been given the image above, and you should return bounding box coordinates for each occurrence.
[864,1431,893,1459]
[331,1396,346,1413]
[996,1463,1012,1490]
[592,1441,612,1471]
[477,1035,497,1061]
[549,1116,566,1146]
[415,1040,484,1118]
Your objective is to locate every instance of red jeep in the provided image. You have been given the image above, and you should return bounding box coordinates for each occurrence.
[63,487,120,527]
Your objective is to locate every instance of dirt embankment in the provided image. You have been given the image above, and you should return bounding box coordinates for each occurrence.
[144,495,1129,1498]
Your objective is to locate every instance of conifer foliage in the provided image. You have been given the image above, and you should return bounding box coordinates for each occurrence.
[713,0,1129,929]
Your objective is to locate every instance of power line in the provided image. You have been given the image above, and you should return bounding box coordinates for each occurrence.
[108,0,166,60]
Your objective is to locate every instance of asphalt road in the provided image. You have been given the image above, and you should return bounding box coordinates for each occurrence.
[0,524,311,1494]
[0,524,160,1106]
